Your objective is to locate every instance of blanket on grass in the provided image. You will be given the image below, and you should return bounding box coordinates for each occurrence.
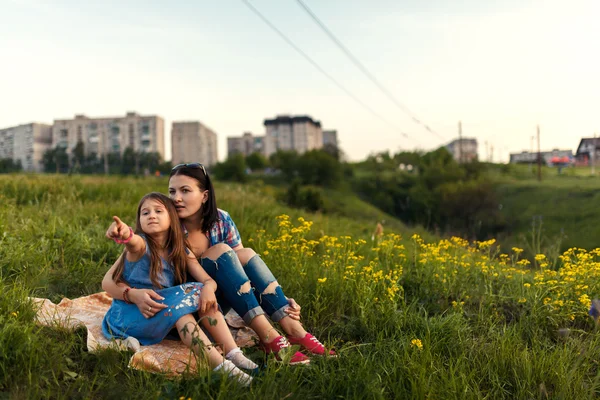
[31,292,258,375]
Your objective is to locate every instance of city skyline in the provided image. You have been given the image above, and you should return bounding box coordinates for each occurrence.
[1,0,598,162]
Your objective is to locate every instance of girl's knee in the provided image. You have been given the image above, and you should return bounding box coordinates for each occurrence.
[175,314,197,331]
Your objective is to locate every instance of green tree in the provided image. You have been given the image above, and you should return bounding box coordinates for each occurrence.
[322,143,342,161]
[71,141,85,173]
[0,158,23,173]
[121,147,136,175]
[246,152,268,171]
[269,150,299,181]
[42,147,69,173]
[296,150,342,188]
[212,154,247,182]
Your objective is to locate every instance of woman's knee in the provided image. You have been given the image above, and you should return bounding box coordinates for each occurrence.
[203,243,233,260]
[236,247,257,265]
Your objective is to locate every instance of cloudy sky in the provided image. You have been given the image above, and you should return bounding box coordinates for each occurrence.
[1,0,598,162]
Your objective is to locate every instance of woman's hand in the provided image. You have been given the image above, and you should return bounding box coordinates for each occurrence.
[285,298,301,320]
[198,288,218,314]
[128,288,168,319]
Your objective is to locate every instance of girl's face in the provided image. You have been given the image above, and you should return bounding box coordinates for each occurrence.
[139,198,171,235]
[168,174,208,220]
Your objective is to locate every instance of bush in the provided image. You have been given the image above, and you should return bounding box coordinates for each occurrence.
[212,154,247,183]
[282,180,325,212]
[0,158,23,173]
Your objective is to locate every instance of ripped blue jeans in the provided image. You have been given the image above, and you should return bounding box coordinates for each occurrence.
[200,250,289,325]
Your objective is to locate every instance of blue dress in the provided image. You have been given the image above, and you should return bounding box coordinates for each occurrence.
[102,241,204,346]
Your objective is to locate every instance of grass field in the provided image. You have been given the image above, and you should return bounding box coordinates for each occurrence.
[494,166,600,253]
[3,174,600,399]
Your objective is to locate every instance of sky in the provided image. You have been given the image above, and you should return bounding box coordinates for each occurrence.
[1,0,598,162]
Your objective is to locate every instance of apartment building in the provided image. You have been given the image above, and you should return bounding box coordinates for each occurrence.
[171,121,218,167]
[227,132,276,158]
[0,123,52,172]
[52,112,165,160]
[445,138,478,163]
[264,115,323,154]
[322,130,338,148]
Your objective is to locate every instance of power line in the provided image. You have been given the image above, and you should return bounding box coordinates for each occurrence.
[295,0,445,141]
[241,0,414,140]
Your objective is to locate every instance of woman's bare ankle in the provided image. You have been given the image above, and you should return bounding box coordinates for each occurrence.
[279,317,307,339]
[261,327,280,343]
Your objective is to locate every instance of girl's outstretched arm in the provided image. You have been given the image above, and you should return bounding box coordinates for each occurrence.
[107,216,145,260]
[102,216,168,318]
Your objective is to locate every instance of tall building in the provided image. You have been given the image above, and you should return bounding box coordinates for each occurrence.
[322,130,338,148]
[264,115,323,154]
[51,112,165,159]
[227,132,276,158]
[171,121,218,166]
[445,138,478,163]
[0,123,52,172]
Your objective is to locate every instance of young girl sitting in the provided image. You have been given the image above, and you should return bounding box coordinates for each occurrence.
[101,192,256,385]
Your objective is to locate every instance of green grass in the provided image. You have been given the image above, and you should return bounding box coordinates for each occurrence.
[494,169,600,253]
[2,174,600,399]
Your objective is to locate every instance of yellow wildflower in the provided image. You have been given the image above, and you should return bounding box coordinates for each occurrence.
[410,339,423,350]
[317,277,327,283]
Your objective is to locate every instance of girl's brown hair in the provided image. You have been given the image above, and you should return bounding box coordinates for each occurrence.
[112,192,187,288]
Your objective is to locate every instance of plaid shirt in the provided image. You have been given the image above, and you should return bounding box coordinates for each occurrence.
[183,209,241,248]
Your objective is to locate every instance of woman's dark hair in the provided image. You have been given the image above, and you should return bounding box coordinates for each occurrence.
[169,164,218,233]
[112,192,188,288]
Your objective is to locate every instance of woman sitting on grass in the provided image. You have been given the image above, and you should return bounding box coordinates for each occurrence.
[102,192,256,385]
[166,163,335,363]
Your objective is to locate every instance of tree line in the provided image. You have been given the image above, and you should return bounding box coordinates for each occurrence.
[41,142,172,175]
[215,146,504,240]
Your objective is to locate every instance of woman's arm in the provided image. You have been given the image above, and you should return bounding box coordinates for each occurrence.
[101,254,168,318]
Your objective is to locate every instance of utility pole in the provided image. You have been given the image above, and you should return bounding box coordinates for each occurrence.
[103,131,109,175]
[490,145,494,163]
[458,121,462,164]
[592,133,597,176]
[485,140,489,162]
[537,125,542,182]
[529,135,535,172]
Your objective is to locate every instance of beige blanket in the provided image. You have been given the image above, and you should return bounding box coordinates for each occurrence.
[32,292,258,375]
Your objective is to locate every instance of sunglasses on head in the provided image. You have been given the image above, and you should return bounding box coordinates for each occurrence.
[171,163,207,175]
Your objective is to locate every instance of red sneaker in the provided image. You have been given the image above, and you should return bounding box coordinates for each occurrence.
[288,333,336,356]
[259,335,310,365]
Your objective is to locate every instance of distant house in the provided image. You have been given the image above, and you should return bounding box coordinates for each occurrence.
[575,138,600,166]
[445,138,478,163]
[509,149,573,166]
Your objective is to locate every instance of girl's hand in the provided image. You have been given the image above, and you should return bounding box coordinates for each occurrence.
[107,216,131,242]
[199,289,218,314]
[128,288,168,319]
[285,298,301,320]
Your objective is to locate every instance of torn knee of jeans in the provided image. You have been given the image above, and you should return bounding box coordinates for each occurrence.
[261,281,280,295]
[236,280,252,296]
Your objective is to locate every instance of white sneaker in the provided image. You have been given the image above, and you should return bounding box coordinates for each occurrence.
[214,359,253,386]
[226,347,259,372]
